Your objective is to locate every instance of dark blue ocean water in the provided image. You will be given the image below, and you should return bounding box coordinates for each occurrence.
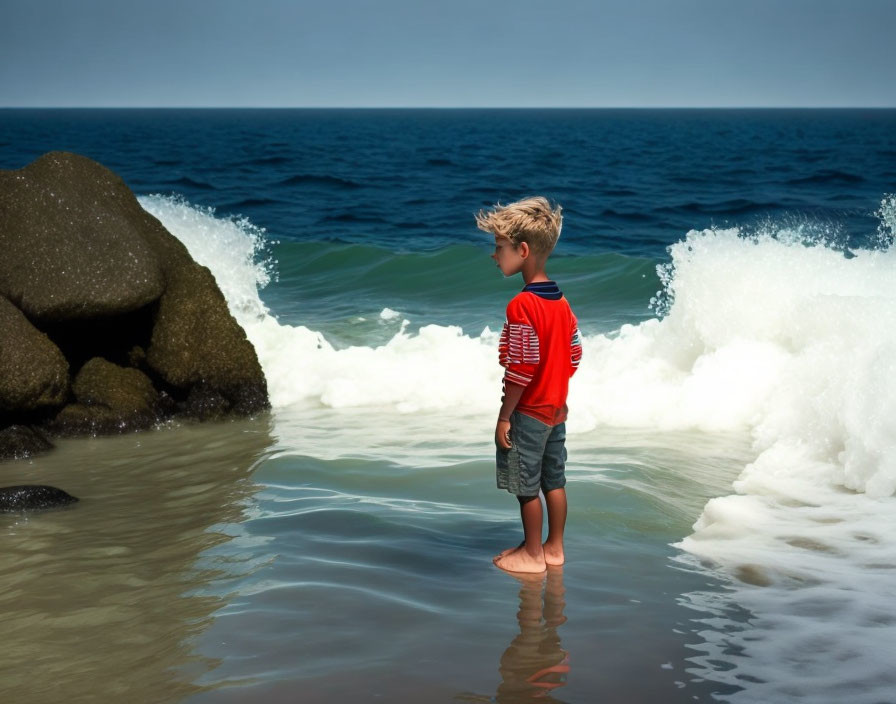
[2,109,894,258]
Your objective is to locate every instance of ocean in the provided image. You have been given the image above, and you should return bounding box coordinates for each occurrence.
[1,108,895,703]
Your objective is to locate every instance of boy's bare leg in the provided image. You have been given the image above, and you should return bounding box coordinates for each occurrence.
[494,496,546,573]
[543,488,567,566]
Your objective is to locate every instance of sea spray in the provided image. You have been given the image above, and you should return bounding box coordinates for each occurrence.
[138,194,275,323]
[669,206,896,700]
[873,192,896,248]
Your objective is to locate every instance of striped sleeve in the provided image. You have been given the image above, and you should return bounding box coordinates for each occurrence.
[499,299,539,387]
[570,321,582,376]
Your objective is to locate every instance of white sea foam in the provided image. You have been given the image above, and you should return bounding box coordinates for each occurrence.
[143,193,896,700]
[245,315,502,413]
[138,194,273,323]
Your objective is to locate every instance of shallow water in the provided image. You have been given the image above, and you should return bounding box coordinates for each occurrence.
[1,415,751,703]
[0,420,271,702]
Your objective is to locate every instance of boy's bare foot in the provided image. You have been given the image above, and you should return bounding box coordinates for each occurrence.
[493,545,546,574]
[543,542,565,566]
[494,541,525,561]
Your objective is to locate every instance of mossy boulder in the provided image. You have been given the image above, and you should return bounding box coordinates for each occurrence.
[0,295,69,413]
[46,357,164,436]
[73,357,159,411]
[0,152,270,451]
[0,152,165,322]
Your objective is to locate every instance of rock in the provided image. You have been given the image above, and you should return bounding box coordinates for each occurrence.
[0,425,54,460]
[0,151,270,450]
[0,152,165,323]
[73,357,159,413]
[0,485,78,512]
[48,404,133,436]
[0,295,69,413]
[180,383,232,420]
[45,357,162,435]
[145,266,269,415]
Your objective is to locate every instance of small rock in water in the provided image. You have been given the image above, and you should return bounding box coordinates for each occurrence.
[0,485,78,512]
[0,425,54,460]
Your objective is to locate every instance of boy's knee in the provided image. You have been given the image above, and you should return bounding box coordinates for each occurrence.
[541,474,566,498]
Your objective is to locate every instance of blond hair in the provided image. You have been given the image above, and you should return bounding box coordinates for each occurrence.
[475,196,563,257]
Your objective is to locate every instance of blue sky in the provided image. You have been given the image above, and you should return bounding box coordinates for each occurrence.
[2,0,894,107]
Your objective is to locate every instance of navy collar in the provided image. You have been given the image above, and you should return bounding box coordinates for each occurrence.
[522,280,562,300]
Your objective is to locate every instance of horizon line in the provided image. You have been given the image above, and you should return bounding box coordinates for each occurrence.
[2,105,896,110]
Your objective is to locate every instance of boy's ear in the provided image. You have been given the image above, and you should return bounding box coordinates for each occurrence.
[518,241,530,259]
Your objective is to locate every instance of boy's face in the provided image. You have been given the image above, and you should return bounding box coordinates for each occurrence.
[492,236,527,277]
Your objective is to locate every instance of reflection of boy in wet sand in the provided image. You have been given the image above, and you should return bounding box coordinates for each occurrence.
[455,570,569,704]
[477,197,582,574]
[496,569,570,702]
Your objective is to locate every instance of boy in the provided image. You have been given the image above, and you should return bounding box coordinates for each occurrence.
[477,197,582,574]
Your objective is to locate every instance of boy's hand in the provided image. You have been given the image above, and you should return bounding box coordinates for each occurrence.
[496,382,524,449]
[496,419,512,449]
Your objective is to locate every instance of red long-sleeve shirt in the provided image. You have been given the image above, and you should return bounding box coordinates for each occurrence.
[499,281,581,426]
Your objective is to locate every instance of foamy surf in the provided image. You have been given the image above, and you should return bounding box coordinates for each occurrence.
[143,193,896,701]
[577,206,896,700]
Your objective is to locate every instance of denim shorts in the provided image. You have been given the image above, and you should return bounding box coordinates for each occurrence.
[496,410,567,497]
